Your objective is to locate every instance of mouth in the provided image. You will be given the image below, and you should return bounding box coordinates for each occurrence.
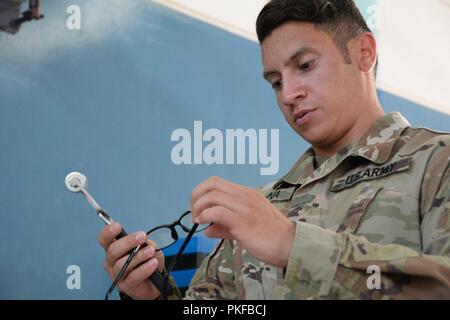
[294,108,318,126]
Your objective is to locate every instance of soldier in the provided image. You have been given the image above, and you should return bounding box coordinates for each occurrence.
[98,0,450,299]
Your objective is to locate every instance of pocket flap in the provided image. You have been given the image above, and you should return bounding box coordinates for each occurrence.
[336,183,383,234]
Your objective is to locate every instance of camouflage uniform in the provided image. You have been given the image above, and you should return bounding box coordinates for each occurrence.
[180,112,450,299]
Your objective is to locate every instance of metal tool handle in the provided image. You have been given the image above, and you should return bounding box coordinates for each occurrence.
[65,172,173,296]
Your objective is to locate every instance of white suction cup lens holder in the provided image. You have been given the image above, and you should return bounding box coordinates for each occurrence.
[65,172,88,192]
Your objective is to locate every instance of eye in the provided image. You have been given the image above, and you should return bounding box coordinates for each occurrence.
[271,80,281,91]
[299,60,315,72]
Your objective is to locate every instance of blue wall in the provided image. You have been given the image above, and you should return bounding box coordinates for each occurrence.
[0,0,449,299]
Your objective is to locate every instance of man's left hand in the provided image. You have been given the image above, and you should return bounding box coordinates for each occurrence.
[190,176,295,268]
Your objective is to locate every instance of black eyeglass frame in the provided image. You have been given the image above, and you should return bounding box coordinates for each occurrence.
[145,210,209,251]
[105,210,210,300]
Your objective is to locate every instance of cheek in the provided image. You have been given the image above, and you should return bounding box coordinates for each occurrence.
[311,79,352,127]
[310,59,349,100]
[311,77,338,104]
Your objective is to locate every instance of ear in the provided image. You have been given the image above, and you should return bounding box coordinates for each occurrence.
[356,32,378,74]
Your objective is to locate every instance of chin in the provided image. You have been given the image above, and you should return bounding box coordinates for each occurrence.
[298,129,328,147]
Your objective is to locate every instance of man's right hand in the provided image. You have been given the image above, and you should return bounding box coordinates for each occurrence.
[98,222,164,300]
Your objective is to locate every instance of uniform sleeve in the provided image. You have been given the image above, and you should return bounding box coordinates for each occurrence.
[184,239,239,300]
[282,144,450,299]
[184,181,278,300]
[160,270,184,300]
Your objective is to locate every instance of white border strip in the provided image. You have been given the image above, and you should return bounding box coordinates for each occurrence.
[152,0,258,42]
[377,81,450,116]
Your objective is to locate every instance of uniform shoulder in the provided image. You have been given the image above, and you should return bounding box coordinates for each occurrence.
[400,126,450,152]
[258,180,277,196]
[408,125,450,139]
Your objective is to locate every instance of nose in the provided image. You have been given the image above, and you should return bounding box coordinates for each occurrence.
[280,73,307,107]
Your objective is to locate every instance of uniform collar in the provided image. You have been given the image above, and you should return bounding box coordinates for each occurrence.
[276,112,411,188]
[351,112,410,164]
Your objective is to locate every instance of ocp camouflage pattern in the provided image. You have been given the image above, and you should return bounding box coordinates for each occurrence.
[179,113,450,299]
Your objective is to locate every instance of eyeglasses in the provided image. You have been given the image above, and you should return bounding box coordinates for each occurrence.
[105,210,211,300]
[145,210,210,250]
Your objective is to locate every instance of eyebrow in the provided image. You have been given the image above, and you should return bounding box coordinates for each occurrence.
[263,46,319,81]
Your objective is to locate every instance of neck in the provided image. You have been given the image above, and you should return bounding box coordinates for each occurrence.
[314,101,385,158]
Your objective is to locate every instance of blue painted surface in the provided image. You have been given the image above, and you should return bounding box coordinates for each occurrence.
[378,91,450,132]
[0,0,448,299]
[162,236,218,257]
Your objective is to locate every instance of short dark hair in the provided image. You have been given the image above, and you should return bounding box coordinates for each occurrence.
[256,0,378,76]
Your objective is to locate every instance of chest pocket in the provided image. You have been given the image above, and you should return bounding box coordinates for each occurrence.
[328,158,413,234]
[329,182,383,234]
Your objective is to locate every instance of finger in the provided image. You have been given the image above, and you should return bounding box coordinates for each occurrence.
[122,258,159,290]
[98,222,122,250]
[195,206,239,231]
[112,245,156,279]
[106,231,147,267]
[146,240,165,264]
[191,189,243,221]
[191,176,243,209]
[204,224,233,239]
[146,239,160,251]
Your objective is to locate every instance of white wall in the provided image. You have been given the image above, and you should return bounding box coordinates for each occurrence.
[377,0,450,115]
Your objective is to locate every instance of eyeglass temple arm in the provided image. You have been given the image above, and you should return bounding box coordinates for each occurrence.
[166,223,199,274]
